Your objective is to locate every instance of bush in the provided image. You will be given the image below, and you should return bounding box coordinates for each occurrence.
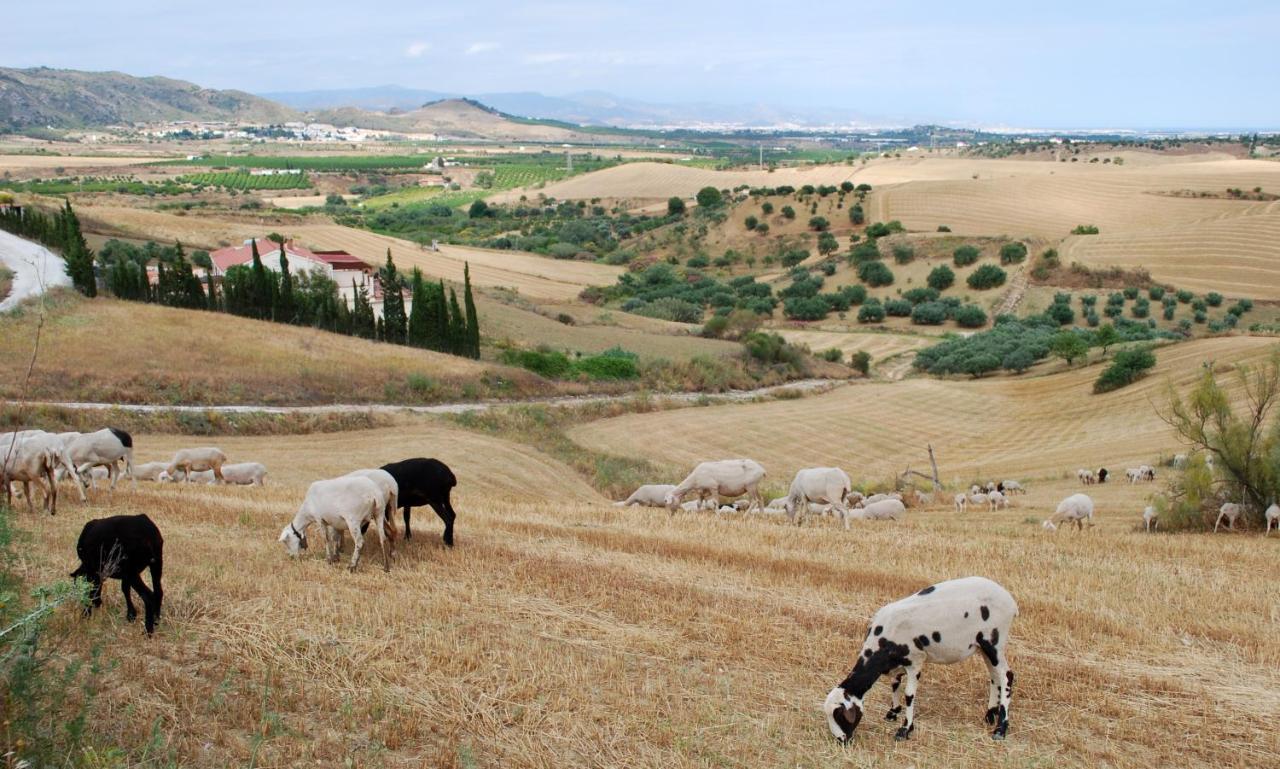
[784,295,832,320]
[1107,291,1125,306]
[820,347,843,362]
[574,348,640,380]
[850,350,871,375]
[781,205,796,219]
[953,245,981,266]
[1093,346,1156,393]
[967,264,1007,290]
[1086,311,1100,327]
[1132,299,1150,319]
[954,304,988,328]
[865,220,904,238]
[1163,305,1176,321]
[1194,310,1207,324]
[1123,286,1139,300]
[696,186,723,208]
[857,260,894,287]
[500,347,573,378]
[744,215,758,230]
[632,297,704,323]
[1071,224,1100,235]
[902,287,939,305]
[742,332,808,372]
[892,244,915,264]
[839,284,867,305]
[686,255,710,269]
[884,299,913,317]
[1047,302,1075,325]
[1081,294,1097,307]
[1191,299,1207,313]
[849,240,880,264]
[1002,347,1036,373]
[937,225,951,232]
[927,264,955,291]
[1176,289,1194,304]
[1103,304,1123,318]
[808,216,829,232]
[911,301,949,325]
[848,204,865,225]
[999,242,1027,264]
[1201,291,1222,307]
[857,303,886,323]
[1149,286,1166,301]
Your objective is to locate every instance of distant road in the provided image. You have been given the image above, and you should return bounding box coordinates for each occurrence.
[0,230,72,312]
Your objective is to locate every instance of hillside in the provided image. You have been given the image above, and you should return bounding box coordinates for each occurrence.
[312,98,619,142]
[0,67,300,130]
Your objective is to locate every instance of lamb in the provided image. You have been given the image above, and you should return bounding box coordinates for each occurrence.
[783,467,853,527]
[954,493,967,513]
[968,492,989,508]
[65,428,135,490]
[615,484,677,508]
[666,459,766,515]
[824,576,1018,742]
[69,514,164,635]
[1265,504,1279,536]
[379,458,457,545]
[857,498,905,521]
[1213,502,1243,533]
[1143,505,1158,533]
[2,430,83,514]
[987,490,1008,510]
[1043,493,1094,532]
[220,462,268,486]
[131,462,168,482]
[1076,469,1095,485]
[279,475,391,572]
[159,469,215,484]
[166,447,227,484]
[1139,465,1155,482]
[970,485,982,495]
[1001,480,1025,495]
[863,492,902,505]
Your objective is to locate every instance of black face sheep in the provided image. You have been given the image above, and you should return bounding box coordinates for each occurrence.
[69,514,164,635]
[824,576,1018,743]
[378,458,457,546]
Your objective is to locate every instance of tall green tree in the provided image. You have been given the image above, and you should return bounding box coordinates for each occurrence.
[433,280,449,352]
[379,249,407,344]
[447,287,465,355]
[351,278,376,339]
[60,200,96,296]
[247,239,275,319]
[462,262,480,358]
[406,268,430,348]
[275,247,296,323]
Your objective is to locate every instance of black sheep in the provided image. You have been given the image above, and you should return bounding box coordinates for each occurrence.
[69,514,164,634]
[379,458,457,546]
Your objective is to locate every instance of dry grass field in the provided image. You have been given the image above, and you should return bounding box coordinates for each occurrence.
[0,154,169,175]
[9,403,1278,768]
[0,294,562,405]
[570,336,1280,485]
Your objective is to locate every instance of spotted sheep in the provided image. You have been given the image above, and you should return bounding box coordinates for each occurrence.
[824,576,1018,743]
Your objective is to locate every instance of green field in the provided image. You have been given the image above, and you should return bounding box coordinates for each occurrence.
[180,171,312,190]
[0,176,188,195]
[163,154,430,171]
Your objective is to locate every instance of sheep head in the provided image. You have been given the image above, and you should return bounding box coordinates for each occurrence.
[824,686,863,743]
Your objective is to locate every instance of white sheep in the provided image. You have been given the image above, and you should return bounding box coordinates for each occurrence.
[615,484,677,508]
[1213,502,1242,533]
[1076,468,1095,485]
[987,490,1008,510]
[220,462,268,486]
[667,459,766,515]
[64,428,135,490]
[130,462,168,482]
[1044,493,1094,532]
[1000,480,1025,495]
[1172,454,1188,469]
[166,447,227,484]
[969,492,989,508]
[1,430,82,513]
[160,469,215,484]
[856,498,905,521]
[863,492,902,506]
[1143,505,1158,533]
[824,576,1018,742]
[970,485,982,496]
[985,481,998,493]
[1125,468,1141,484]
[954,493,967,513]
[784,467,853,527]
[1265,504,1279,536]
[279,475,391,572]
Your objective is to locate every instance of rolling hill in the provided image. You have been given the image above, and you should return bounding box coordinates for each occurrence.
[0,67,300,130]
[312,98,623,142]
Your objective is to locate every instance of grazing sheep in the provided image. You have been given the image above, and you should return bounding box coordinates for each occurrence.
[913,490,935,507]
[66,428,135,490]
[968,492,989,508]
[1213,502,1243,533]
[1044,494,1094,532]
[666,459,766,515]
[784,467,853,527]
[857,498,905,521]
[1001,480,1025,495]
[166,447,227,484]
[985,481,998,493]
[1172,454,1188,469]
[1139,465,1155,482]
[954,494,967,513]
[218,462,268,486]
[1076,469,1095,485]
[863,492,902,505]
[1143,506,1158,533]
[160,469,215,484]
[279,476,391,572]
[1097,468,1109,484]
[970,485,982,495]
[1265,504,1279,536]
[69,514,163,635]
[2,430,83,514]
[987,490,1008,510]
[379,458,457,545]
[1125,468,1141,484]
[824,576,1018,742]
[131,462,168,482]
[846,491,866,507]
[347,468,400,545]
[616,484,677,508]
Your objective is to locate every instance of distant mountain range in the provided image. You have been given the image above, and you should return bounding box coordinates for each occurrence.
[0,67,299,131]
[263,85,892,129]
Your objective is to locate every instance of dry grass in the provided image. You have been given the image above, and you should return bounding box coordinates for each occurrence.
[570,336,1280,484]
[11,417,1277,768]
[0,293,559,405]
[0,154,168,175]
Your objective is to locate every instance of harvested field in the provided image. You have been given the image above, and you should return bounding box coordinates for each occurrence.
[775,328,932,362]
[9,409,1277,768]
[570,336,1280,484]
[0,153,166,175]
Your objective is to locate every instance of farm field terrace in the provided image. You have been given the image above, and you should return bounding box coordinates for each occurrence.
[8,412,1277,768]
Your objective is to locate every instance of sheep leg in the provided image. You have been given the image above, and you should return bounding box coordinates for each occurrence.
[402,505,414,540]
[1213,513,1223,533]
[895,669,921,740]
[431,499,456,547]
[125,573,157,635]
[84,575,103,615]
[374,505,391,573]
[347,524,365,573]
[149,556,163,620]
[23,480,35,514]
[992,663,1012,740]
[121,578,138,622]
[885,668,906,721]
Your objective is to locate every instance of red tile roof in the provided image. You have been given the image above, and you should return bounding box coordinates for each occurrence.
[311,249,371,271]
[209,238,370,273]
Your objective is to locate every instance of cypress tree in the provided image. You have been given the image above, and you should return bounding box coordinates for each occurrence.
[276,248,296,323]
[335,291,353,335]
[447,287,464,355]
[352,278,376,339]
[406,268,429,347]
[462,262,479,358]
[248,239,275,319]
[433,280,450,352]
[60,200,96,297]
[379,248,407,344]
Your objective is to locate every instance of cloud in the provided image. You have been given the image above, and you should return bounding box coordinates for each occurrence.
[405,41,430,58]
[525,52,573,65]
[465,41,500,55]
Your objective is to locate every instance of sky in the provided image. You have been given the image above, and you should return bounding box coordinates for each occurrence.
[3,0,1278,129]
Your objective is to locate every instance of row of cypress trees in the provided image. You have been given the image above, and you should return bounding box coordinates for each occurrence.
[2,200,481,359]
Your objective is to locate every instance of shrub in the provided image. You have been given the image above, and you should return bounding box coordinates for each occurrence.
[744,215,758,230]
[937,225,951,232]
[784,295,831,320]
[857,260,894,287]
[1086,311,1100,327]
[1131,299,1150,319]
[1191,299,1207,313]
[809,216,830,231]
[818,231,839,255]
[1093,346,1156,393]
[574,348,640,380]
[963,353,1001,378]
[1103,304,1123,318]
[780,248,809,268]
[954,304,988,328]
[850,350,871,375]
[848,204,865,225]
[761,201,774,214]
[1176,289,1194,304]
[911,301,949,325]
[927,264,955,291]
[892,243,915,264]
[1163,305,1176,321]
[1002,347,1035,373]
[633,297,704,323]
[902,287,939,305]
[1081,294,1097,306]
[781,205,796,219]
[839,284,867,305]
[742,332,808,372]
[1149,286,1166,301]
[1203,292,1223,307]
[500,347,573,378]
[1071,224,1100,235]
[820,348,843,363]
[1123,286,1139,300]
[667,196,686,216]
[999,242,1027,264]
[1194,310,1207,324]
[967,264,1007,290]
[755,222,770,234]
[953,245,981,266]
[687,255,710,269]
[1047,302,1075,326]
[865,220,904,238]
[884,299,913,317]
[857,303,886,322]
[849,240,880,264]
